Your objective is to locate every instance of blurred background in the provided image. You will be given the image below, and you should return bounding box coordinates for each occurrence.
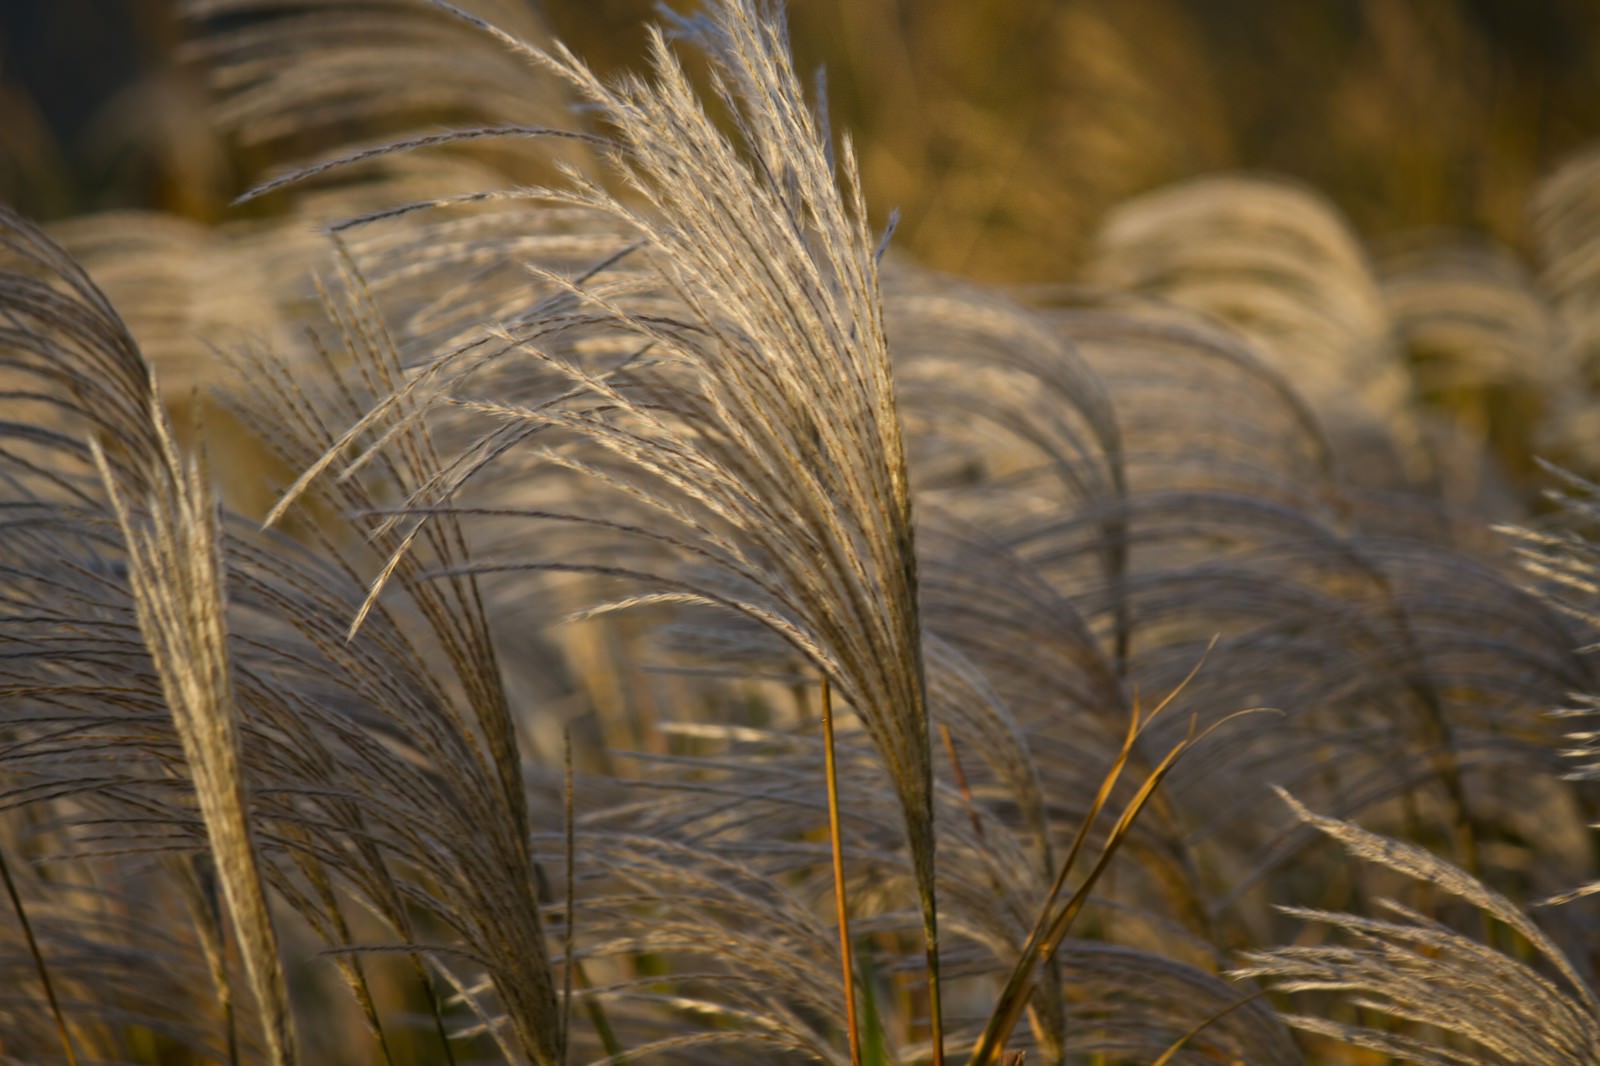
[5,0,1599,282]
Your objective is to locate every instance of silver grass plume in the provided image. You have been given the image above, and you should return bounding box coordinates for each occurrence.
[261,0,945,1045]
[94,399,299,1066]
[183,0,584,183]
[0,205,298,1064]
[1235,789,1600,1065]
[1086,174,1425,490]
[1,202,572,1062]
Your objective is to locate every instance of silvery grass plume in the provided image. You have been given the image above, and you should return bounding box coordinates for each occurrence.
[0,206,293,1064]
[165,0,1600,922]
[1506,463,1600,783]
[217,2,1292,1059]
[1086,175,1426,492]
[899,276,1591,882]
[1377,233,1563,507]
[557,720,1300,1065]
[316,150,1598,1060]
[1230,464,1600,1065]
[183,0,588,188]
[250,0,948,1055]
[1533,146,1600,477]
[92,354,298,1066]
[1234,790,1600,1066]
[7,1,1600,1064]
[0,202,574,1063]
[887,272,1600,1066]
[1534,145,1600,385]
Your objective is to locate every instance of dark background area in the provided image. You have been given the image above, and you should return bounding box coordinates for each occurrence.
[4,0,1598,279]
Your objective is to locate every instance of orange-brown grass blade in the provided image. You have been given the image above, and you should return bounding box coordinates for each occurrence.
[967,646,1242,1066]
[939,722,987,846]
[966,703,1156,1064]
[822,676,864,1066]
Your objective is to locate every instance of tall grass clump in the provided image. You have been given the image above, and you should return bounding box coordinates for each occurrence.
[4,1,1600,1064]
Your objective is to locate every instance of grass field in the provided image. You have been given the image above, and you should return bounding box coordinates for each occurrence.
[3,2,1600,1063]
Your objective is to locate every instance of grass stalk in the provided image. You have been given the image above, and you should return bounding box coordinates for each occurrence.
[821,676,864,1066]
[562,727,576,1064]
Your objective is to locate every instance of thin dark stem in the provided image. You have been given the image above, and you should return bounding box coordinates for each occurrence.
[562,727,576,1065]
[1,846,79,1066]
[418,956,459,1066]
